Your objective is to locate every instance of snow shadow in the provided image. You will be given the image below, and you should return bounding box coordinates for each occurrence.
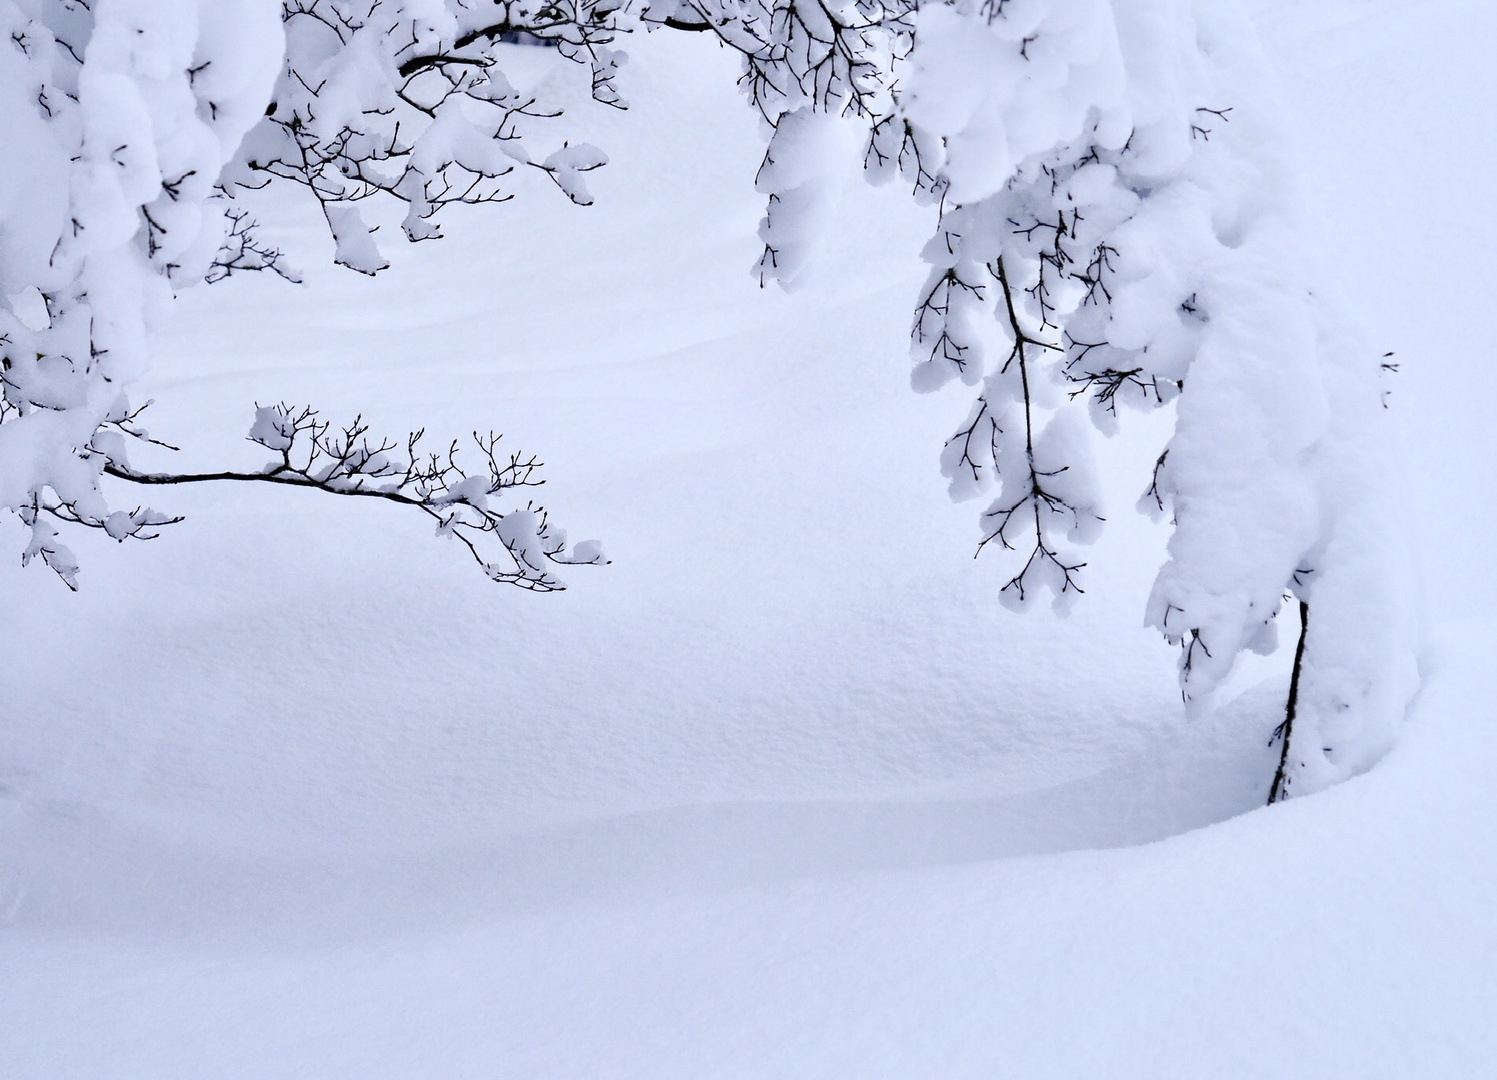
[1,682,1282,946]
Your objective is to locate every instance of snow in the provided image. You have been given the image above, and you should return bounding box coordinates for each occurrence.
[3,1,1497,1075]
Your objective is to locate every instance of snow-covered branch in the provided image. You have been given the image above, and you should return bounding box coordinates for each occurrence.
[222,0,625,273]
[0,0,285,591]
[105,404,605,591]
[706,0,1418,793]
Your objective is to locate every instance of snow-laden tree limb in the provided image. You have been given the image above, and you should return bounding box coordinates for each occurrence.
[696,0,1419,795]
[0,0,285,587]
[222,0,626,272]
[104,404,604,590]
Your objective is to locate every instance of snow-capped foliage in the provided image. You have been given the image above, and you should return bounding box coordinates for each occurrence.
[0,0,283,586]
[222,0,626,273]
[683,0,1417,790]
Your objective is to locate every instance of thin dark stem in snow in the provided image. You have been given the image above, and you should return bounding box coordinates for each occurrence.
[912,262,985,374]
[1268,600,1310,804]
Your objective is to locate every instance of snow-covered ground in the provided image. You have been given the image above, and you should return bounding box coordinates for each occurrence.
[3,1,1495,1075]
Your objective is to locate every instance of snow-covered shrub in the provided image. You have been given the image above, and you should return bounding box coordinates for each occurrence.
[672,0,1418,794]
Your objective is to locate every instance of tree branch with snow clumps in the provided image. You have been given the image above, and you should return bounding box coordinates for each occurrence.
[697,0,1419,798]
[104,404,604,591]
[0,0,285,589]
